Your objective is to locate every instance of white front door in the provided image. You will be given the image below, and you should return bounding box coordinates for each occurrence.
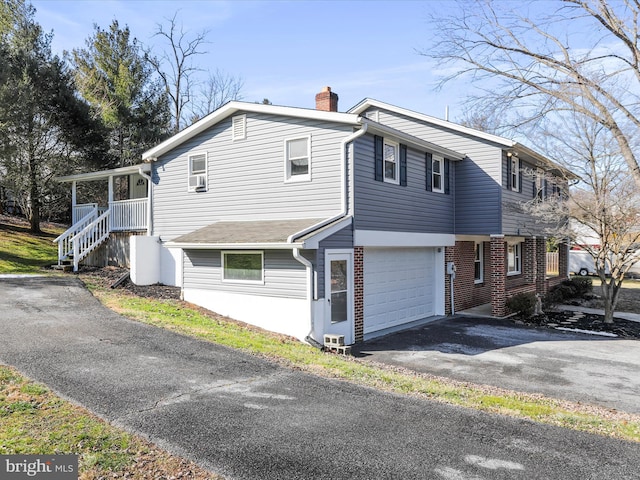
[325,250,354,345]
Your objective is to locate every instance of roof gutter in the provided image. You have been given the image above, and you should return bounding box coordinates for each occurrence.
[288,122,369,244]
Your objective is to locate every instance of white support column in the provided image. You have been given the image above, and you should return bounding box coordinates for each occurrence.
[71,181,77,224]
[108,175,114,231]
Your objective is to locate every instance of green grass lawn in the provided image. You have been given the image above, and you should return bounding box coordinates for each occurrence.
[0,219,62,273]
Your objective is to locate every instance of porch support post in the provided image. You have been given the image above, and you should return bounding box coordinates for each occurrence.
[354,247,364,343]
[71,180,77,224]
[490,235,506,317]
[108,175,114,204]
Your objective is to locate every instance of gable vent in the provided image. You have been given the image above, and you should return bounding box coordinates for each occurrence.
[232,114,246,140]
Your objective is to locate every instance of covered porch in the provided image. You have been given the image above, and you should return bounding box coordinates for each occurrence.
[54,164,153,270]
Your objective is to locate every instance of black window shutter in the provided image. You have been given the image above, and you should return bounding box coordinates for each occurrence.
[506,155,512,189]
[426,152,433,191]
[444,159,450,194]
[544,179,548,198]
[374,135,383,182]
[400,144,407,186]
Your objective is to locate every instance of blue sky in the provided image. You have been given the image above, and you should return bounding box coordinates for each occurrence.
[31,0,466,120]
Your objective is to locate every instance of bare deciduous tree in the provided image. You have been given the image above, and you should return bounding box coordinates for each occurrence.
[189,69,244,124]
[523,113,640,323]
[147,12,209,133]
[424,0,640,188]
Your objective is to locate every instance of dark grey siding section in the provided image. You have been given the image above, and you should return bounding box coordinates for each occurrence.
[501,154,545,236]
[353,135,454,233]
[362,107,506,235]
[316,224,354,298]
[183,249,306,299]
[455,157,502,235]
[152,112,353,241]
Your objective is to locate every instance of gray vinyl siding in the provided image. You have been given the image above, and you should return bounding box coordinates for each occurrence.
[364,107,506,235]
[183,249,306,299]
[353,135,454,233]
[152,112,353,241]
[316,225,354,298]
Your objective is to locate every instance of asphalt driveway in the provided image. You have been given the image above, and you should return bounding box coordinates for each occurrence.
[354,316,640,414]
[1,276,639,480]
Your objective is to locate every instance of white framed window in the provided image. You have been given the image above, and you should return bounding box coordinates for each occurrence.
[232,114,246,141]
[188,152,207,192]
[222,251,264,283]
[383,139,399,184]
[474,242,484,283]
[510,157,520,191]
[284,136,311,182]
[432,155,444,193]
[535,169,545,200]
[507,243,522,275]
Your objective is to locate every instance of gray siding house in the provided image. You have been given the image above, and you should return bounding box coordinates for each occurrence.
[55,87,570,345]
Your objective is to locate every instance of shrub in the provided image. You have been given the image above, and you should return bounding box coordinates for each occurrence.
[506,292,537,318]
[570,277,593,296]
[544,277,593,308]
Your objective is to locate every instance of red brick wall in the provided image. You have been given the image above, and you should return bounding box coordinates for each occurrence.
[354,247,364,343]
[445,241,492,314]
[490,236,507,317]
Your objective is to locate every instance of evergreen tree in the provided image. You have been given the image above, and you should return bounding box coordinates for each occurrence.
[0,0,107,232]
[71,20,170,168]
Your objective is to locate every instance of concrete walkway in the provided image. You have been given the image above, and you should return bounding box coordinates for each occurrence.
[1,276,639,480]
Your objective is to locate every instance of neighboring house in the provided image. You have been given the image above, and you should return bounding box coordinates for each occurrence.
[55,87,570,345]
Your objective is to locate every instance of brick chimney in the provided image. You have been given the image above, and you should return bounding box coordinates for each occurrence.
[315,86,339,112]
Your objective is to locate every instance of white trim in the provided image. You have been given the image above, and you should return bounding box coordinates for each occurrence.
[284,135,312,183]
[383,138,400,185]
[349,99,513,147]
[507,242,522,275]
[142,101,360,161]
[166,242,302,250]
[432,154,444,193]
[324,249,354,345]
[55,164,151,183]
[188,151,208,192]
[354,230,455,247]
[474,241,484,284]
[221,250,264,284]
[296,216,353,249]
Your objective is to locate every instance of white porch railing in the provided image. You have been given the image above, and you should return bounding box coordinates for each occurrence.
[72,210,111,271]
[109,198,148,231]
[72,203,98,224]
[54,207,99,265]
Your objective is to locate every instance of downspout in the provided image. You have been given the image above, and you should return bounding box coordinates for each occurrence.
[138,168,153,236]
[290,122,369,347]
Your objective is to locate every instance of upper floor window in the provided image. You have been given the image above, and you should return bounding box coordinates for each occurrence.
[384,140,399,184]
[474,242,484,283]
[510,156,520,191]
[535,169,545,200]
[507,242,522,275]
[285,136,311,182]
[188,152,207,192]
[432,155,444,193]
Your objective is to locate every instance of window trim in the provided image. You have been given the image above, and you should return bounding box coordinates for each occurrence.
[507,242,522,276]
[221,251,264,284]
[232,114,246,141]
[510,157,520,192]
[432,155,444,193]
[474,242,484,284]
[284,135,312,182]
[383,138,400,185]
[187,151,208,192]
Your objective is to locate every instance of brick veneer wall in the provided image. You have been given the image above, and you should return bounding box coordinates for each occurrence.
[490,236,507,317]
[445,241,492,314]
[354,246,364,343]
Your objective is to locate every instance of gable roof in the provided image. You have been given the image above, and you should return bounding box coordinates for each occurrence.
[349,98,575,177]
[142,101,361,161]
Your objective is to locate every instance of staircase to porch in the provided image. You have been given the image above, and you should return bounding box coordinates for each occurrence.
[54,200,148,272]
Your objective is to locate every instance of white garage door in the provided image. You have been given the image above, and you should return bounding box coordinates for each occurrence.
[364,247,436,334]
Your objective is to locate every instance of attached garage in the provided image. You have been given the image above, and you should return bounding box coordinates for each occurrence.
[363,247,437,335]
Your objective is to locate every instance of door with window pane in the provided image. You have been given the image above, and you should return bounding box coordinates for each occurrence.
[325,251,353,344]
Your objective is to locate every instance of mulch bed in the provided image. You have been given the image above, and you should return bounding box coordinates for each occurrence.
[514,310,640,339]
[78,266,182,300]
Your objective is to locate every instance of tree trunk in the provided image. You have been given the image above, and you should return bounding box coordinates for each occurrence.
[27,116,41,234]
